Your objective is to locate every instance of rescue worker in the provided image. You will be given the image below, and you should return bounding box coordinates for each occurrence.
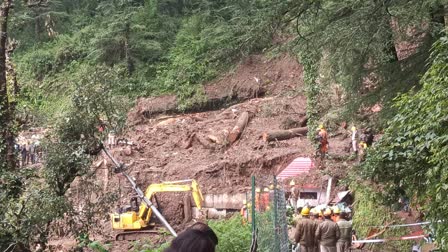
[315,125,329,159]
[358,141,367,162]
[334,207,352,252]
[240,200,248,224]
[310,208,317,221]
[315,208,340,252]
[294,207,318,252]
[361,128,374,147]
[310,208,321,252]
[316,209,324,225]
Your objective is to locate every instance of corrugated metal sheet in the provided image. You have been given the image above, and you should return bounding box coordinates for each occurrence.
[276,157,314,179]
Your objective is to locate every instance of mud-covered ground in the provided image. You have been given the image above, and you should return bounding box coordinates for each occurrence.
[49,54,357,251]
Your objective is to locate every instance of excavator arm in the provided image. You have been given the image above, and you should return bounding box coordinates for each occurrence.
[102,145,179,236]
[138,179,204,223]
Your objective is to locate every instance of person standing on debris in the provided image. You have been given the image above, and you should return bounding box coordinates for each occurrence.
[358,141,367,162]
[351,127,358,155]
[21,144,27,167]
[29,142,36,164]
[316,208,340,252]
[294,207,318,252]
[315,125,329,158]
[333,208,352,252]
[360,128,374,147]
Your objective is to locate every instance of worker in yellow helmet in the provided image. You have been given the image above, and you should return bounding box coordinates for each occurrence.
[334,208,352,252]
[294,206,318,252]
[316,208,340,252]
[315,124,329,159]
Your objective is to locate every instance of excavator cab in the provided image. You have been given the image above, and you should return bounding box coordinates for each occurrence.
[117,197,140,214]
[111,179,204,233]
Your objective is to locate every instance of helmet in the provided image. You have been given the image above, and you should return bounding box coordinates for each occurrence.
[351,126,356,132]
[243,200,247,205]
[289,180,296,186]
[360,142,367,149]
[301,207,310,216]
[318,124,324,129]
[263,188,269,192]
[269,184,275,190]
[323,208,332,216]
[255,188,261,193]
[318,210,323,217]
[310,208,316,216]
[333,206,341,214]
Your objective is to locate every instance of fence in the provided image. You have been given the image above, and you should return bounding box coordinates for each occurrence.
[249,175,289,252]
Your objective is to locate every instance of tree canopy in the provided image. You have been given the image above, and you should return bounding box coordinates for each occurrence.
[362,35,448,245]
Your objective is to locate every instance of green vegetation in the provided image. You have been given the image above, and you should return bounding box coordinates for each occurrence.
[0,0,447,250]
[289,0,444,128]
[134,216,250,252]
[13,0,280,116]
[362,35,448,246]
[208,215,252,252]
[351,182,413,252]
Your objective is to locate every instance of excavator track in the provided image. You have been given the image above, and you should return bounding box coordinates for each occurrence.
[115,230,162,241]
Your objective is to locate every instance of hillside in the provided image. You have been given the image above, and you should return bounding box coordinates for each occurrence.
[55,53,358,252]
[1,1,447,252]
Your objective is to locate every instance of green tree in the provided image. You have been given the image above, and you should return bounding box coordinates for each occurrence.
[289,0,446,125]
[362,34,448,247]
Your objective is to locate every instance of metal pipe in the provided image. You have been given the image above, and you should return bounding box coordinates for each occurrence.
[102,146,178,237]
[325,177,332,205]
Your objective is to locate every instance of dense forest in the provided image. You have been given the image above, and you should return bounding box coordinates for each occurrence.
[0,0,447,251]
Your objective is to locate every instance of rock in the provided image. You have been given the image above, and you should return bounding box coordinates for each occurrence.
[123,146,132,156]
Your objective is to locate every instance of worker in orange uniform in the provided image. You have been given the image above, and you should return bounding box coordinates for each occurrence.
[315,125,329,159]
[240,200,248,224]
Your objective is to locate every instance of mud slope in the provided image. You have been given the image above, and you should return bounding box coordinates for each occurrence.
[57,54,354,251]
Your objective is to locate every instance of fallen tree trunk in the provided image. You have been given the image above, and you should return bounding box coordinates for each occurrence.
[228,112,250,144]
[132,84,265,121]
[262,127,308,142]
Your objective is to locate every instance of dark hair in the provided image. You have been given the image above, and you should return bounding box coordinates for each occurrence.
[189,222,218,245]
[164,227,217,252]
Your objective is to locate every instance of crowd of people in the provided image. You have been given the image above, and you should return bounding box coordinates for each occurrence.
[315,124,374,161]
[294,206,352,252]
[15,139,42,167]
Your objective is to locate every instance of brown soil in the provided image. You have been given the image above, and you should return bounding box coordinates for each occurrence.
[55,54,356,251]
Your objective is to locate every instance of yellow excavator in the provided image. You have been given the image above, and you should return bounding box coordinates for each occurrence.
[102,146,204,241]
[111,179,204,240]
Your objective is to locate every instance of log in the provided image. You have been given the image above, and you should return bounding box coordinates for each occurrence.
[262,127,308,142]
[228,112,250,144]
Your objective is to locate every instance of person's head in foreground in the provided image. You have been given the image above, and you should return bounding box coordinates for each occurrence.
[164,222,218,252]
